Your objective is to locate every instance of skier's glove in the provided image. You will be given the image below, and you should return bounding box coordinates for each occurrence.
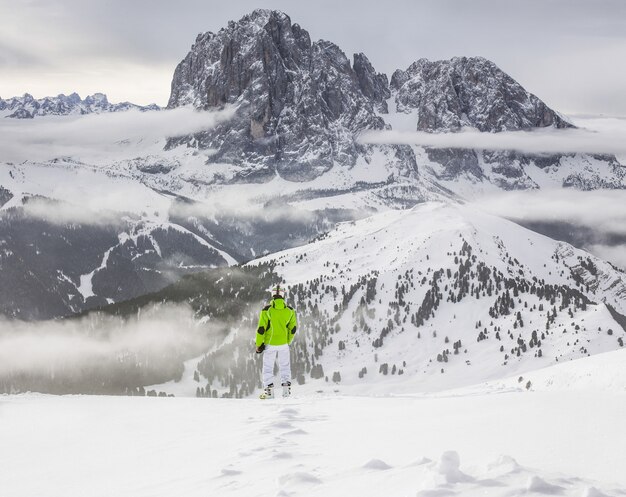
[256,344,265,354]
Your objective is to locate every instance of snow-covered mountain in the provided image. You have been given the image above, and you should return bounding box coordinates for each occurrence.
[390,57,572,133]
[384,58,625,191]
[167,9,414,183]
[179,201,624,397]
[13,201,617,397]
[166,9,625,192]
[0,196,239,320]
[1,8,625,321]
[0,182,349,320]
[0,92,159,118]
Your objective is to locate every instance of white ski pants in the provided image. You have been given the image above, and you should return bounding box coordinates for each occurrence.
[262,344,291,387]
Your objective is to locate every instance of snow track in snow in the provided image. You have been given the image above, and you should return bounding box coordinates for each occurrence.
[2,387,625,496]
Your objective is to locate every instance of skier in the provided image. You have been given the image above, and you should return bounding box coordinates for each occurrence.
[255,284,297,399]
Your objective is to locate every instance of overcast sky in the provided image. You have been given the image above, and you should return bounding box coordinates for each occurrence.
[1,0,625,115]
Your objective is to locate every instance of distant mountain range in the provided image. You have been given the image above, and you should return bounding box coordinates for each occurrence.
[0,8,624,324]
[0,92,159,118]
[166,9,624,190]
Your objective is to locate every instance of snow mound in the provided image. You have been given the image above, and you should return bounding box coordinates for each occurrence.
[436,451,472,483]
[465,348,626,395]
[487,455,522,475]
[363,458,392,470]
[582,487,611,497]
[527,475,565,494]
[278,471,322,486]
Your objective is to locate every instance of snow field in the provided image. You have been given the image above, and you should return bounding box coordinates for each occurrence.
[1,387,625,497]
[241,202,626,397]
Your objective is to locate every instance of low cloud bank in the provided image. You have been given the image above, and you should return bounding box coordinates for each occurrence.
[589,244,626,272]
[472,189,626,269]
[0,106,234,163]
[473,189,626,234]
[20,196,126,226]
[359,126,626,156]
[169,197,325,225]
[0,304,209,381]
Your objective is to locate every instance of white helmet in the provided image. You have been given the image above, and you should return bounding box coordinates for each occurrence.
[272,284,285,298]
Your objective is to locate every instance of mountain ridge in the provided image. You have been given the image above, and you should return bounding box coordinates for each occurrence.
[0,92,159,118]
[0,8,625,325]
[164,8,624,192]
[8,201,623,397]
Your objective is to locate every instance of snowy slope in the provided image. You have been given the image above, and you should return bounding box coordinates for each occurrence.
[248,202,626,393]
[266,202,626,310]
[141,201,626,399]
[463,347,626,394]
[2,385,626,496]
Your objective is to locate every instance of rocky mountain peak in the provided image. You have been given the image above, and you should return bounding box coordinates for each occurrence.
[83,93,109,107]
[353,52,391,113]
[167,10,410,182]
[168,10,601,189]
[390,56,573,132]
[386,56,586,186]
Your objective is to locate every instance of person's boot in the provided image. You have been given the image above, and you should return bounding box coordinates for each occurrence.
[281,381,291,398]
[259,383,274,400]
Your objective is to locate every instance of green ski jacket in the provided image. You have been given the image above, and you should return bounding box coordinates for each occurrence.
[256,297,297,347]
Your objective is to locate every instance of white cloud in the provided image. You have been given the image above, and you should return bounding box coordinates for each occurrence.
[0,106,234,163]
[472,189,626,234]
[21,197,123,226]
[472,189,626,270]
[359,126,626,156]
[0,304,208,376]
[588,245,626,271]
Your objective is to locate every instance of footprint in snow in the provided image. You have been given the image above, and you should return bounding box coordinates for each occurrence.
[486,455,521,476]
[220,467,242,477]
[283,428,307,436]
[417,489,457,497]
[583,487,611,497]
[278,471,322,486]
[526,476,565,494]
[273,436,288,445]
[275,490,294,497]
[473,478,506,488]
[271,451,293,460]
[272,421,294,430]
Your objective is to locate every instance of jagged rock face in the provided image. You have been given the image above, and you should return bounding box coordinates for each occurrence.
[0,187,13,207]
[353,53,390,113]
[0,92,159,118]
[167,9,409,181]
[390,57,572,132]
[168,12,614,188]
[389,57,586,184]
